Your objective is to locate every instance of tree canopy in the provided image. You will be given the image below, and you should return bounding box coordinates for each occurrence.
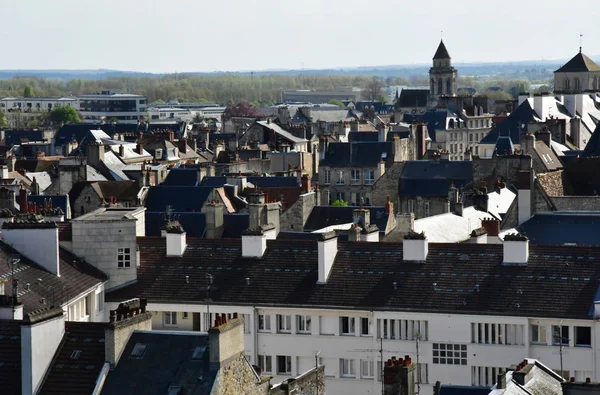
[49,106,80,124]
[222,101,261,120]
[327,99,345,108]
[332,199,348,207]
[0,108,7,129]
[23,85,35,98]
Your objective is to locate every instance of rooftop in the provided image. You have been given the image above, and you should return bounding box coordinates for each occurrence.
[73,207,145,222]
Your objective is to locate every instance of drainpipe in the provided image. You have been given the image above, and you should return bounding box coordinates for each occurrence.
[253,306,259,368]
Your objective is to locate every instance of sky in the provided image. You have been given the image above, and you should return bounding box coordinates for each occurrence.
[2,0,599,73]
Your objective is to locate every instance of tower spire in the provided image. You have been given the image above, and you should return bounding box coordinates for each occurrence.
[580,33,583,53]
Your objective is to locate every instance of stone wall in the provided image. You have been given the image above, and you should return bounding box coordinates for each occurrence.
[537,171,566,197]
[472,156,532,190]
[398,196,448,219]
[280,192,316,232]
[551,196,600,211]
[371,162,405,208]
[105,312,152,366]
[72,185,103,218]
[211,353,270,395]
[269,366,325,395]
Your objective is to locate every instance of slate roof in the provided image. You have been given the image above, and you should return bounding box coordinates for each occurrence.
[433,40,451,59]
[320,142,393,167]
[0,320,22,395]
[0,243,107,314]
[162,168,199,186]
[4,130,47,146]
[494,135,514,156]
[100,331,215,395]
[518,212,600,246]
[348,132,378,142]
[27,195,69,216]
[222,213,250,238]
[254,121,308,144]
[555,52,600,73]
[481,100,537,144]
[439,386,490,395]
[583,122,600,157]
[303,206,389,232]
[90,181,140,202]
[39,321,108,395]
[145,211,206,237]
[200,176,227,187]
[247,176,299,188]
[144,186,214,212]
[399,160,472,197]
[403,109,451,141]
[107,238,600,320]
[397,89,429,108]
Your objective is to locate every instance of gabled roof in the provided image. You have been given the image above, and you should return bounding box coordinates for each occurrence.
[399,160,472,197]
[254,121,308,144]
[555,52,600,73]
[106,237,600,320]
[494,135,514,156]
[518,212,600,246]
[320,142,393,167]
[481,100,537,144]
[433,40,451,59]
[4,130,47,146]
[144,185,214,212]
[39,321,108,395]
[247,176,299,188]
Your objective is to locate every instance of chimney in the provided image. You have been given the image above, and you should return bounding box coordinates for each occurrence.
[317,231,337,284]
[536,128,552,147]
[136,142,144,155]
[403,231,428,262]
[2,221,60,276]
[375,159,386,180]
[248,192,266,229]
[503,233,529,265]
[415,124,427,159]
[518,170,533,225]
[119,144,125,158]
[188,137,198,153]
[353,207,370,228]
[395,213,414,233]
[178,137,188,154]
[0,165,8,179]
[86,141,105,169]
[105,298,152,366]
[440,150,450,161]
[301,174,311,193]
[521,133,535,155]
[265,201,281,235]
[7,155,16,173]
[18,188,28,213]
[481,217,500,236]
[378,123,388,142]
[165,222,187,257]
[385,196,394,214]
[21,307,65,395]
[204,200,224,239]
[214,141,224,159]
[348,224,361,242]
[209,317,245,365]
[203,129,210,151]
[350,119,359,133]
[383,355,416,395]
[464,147,472,161]
[241,224,273,258]
[30,177,40,195]
[169,131,174,142]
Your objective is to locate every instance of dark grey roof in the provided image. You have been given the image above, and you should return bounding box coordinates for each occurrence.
[200,176,227,186]
[398,89,429,108]
[27,195,69,216]
[438,386,490,395]
[555,52,600,73]
[518,212,600,246]
[101,331,215,395]
[348,132,378,142]
[494,135,514,156]
[248,176,299,188]
[481,100,536,144]
[4,130,46,146]
[107,238,600,320]
[222,213,249,238]
[144,186,214,212]
[303,206,389,232]
[163,168,198,186]
[320,142,393,167]
[583,122,600,157]
[399,160,472,197]
[145,212,206,237]
[433,40,451,59]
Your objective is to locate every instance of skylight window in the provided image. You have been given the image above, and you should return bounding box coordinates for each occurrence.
[130,343,148,359]
[70,350,82,360]
[191,345,207,360]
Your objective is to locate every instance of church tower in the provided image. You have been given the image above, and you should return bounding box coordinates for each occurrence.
[429,40,457,98]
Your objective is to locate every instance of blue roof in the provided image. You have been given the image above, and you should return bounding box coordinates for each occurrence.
[144,186,214,212]
[481,100,536,144]
[399,160,472,197]
[583,122,600,157]
[27,195,69,216]
[222,213,249,238]
[519,212,600,246]
[200,176,227,187]
[247,176,299,188]
[403,109,450,141]
[321,142,393,167]
[162,168,198,186]
[494,135,514,156]
[145,211,206,237]
[304,206,389,232]
[5,130,46,146]
[439,386,490,395]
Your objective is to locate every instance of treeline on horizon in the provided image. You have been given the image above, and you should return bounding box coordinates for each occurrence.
[0,72,552,107]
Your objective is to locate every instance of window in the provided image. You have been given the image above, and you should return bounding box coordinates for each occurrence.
[340,358,356,378]
[446,79,452,95]
[424,201,430,217]
[365,170,375,185]
[438,79,443,95]
[552,325,569,346]
[323,168,330,184]
[163,312,177,326]
[340,316,355,335]
[472,366,504,387]
[469,134,473,142]
[277,355,292,375]
[70,350,82,360]
[258,355,272,374]
[575,326,591,347]
[417,363,429,384]
[360,317,369,336]
[130,343,148,359]
[407,200,415,214]
[336,171,344,185]
[361,360,374,379]
[565,78,571,90]
[117,247,131,268]
[277,314,291,333]
[433,343,467,365]
[335,192,345,202]
[258,314,271,332]
[351,169,361,185]
[297,315,311,334]
[182,312,188,320]
[377,319,428,340]
[472,323,523,345]
[96,290,104,312]
[531,324,547,344]
[575,78,581,90]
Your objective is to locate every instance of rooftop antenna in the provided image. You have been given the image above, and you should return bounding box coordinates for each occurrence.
[580,33,583,53]
[441,30,444,40]
[7,254,20,318]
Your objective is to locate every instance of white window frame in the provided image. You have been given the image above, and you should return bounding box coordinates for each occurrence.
[574,326,591,347]
[407,200,415,214]
[336,170,344,185]
[277,355,292,375]
[297,315,311,334]
[258,314,271,332]
[418,363,429,384]
[552,325,569,346]
[365,170,375,185]
[351,169,361,185]
[360,317,369,336]
[117,247,131,268]
[361,359,374,379]
[530,324,547,344]
[163,311,177,326]
[432,343,467,365]
[340,358,356,378]
[324,168,330,184]
[258,355,272,374]
[182,312,188,320]
[340,316,356,336]
[277,314,292,333]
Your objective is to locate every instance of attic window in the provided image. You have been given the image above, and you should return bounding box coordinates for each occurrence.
[130,343,148,359]
[70,350,82,360]
[381,152,388,159]
[191,345,207,360]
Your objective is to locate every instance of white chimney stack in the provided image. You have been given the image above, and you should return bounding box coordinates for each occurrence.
[241,224,273,258]
[165,222,187,257]
[403,231,428,262]
[317,231,338,284]
[2,221,60,276]
[503,233,529,265]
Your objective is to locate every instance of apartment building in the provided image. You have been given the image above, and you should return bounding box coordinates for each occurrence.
[77,91,147,124]
[0,96,78,113]
[103,226,600,394]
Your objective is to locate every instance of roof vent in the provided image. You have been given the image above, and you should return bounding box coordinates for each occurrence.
[460,254,469,261]
[475,284,480,292]
[245,277,250,286]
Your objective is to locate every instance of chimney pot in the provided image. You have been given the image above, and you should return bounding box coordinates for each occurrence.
[571,377,576,382]
[587,377,591,383]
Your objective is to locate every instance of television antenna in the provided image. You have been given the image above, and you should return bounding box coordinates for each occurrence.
[7,254,21,318]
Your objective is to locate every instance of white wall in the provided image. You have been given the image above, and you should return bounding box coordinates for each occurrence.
[21,314,65,395]
[2,227,59,276]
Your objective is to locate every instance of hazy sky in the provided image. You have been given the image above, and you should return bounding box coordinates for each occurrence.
[3,0,598,73]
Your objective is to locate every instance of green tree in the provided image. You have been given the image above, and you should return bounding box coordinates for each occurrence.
[363,77,385,101]
[49,106,80,124]
[0,108,7,129]
[332,199,348,207]
[23,85,35,98]
[327,99,345,107]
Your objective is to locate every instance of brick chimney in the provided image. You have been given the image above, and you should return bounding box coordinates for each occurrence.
[518,170,533,225]
[119,144,125,158]
[105,298,152,366]
[136,142,144,155]
[301,174,311,193]
[18,188,28,213]
[481,217,500,237]
[383,355,416,395]
[178,137,188,154]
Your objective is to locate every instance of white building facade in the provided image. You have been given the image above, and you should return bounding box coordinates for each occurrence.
[77,91,147,124]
